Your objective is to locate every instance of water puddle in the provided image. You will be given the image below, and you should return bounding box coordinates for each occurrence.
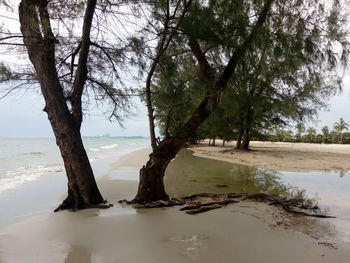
[166,149,350,246]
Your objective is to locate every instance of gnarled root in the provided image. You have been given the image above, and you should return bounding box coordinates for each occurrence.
[118,198,184,208]
[181,192,335,218]
[121,192,335,218]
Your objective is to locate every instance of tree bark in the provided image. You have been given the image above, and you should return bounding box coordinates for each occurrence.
[133,140,182,202]
[19,0,105,211]
[235,126,243,150]
[133,151,170,202]
[242,127,250,150]
[133,97,215,202]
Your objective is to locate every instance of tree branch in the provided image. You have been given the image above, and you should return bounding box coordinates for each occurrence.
[217,0,274,89]
[71,0,97,127]
[145,0,193,151]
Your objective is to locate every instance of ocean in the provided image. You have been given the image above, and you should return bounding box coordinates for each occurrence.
[0,137,149,194]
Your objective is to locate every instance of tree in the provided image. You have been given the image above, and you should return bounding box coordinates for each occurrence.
[150,0,349,152]
[130,0,274,203]
[296,123,305,142]
[333,118,349,143]
[275,129,293,142]
[14,0,127,211]
[306,127,317,142]
[132,0,348,203]
[321,126,330,143]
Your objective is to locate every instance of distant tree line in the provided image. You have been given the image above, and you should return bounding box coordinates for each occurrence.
[267,118,350,144]
[192,117,350,146]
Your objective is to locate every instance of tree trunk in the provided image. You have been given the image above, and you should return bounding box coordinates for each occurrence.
[133,153,170,202]
[212,138,216,146]
[208,138,212,146]
[133,97,215,203]
[242,127,250,150]
[235,127,243,150]
[54,126,105,211]
[133,142,179,202]
[19,0,105,211]
[222,139,226,147]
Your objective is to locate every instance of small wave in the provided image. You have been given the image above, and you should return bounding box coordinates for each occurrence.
[0,164,63,193]
[128,142,145,146]
[89,148,102,152]
[100,144,118,149]
[20,152,43,156]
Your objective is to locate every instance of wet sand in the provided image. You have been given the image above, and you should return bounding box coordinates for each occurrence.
[190,141,350,172]
[0,147,350,262]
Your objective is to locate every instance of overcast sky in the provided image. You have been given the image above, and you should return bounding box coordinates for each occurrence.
[0,89,150,137]
[0,79,350,137]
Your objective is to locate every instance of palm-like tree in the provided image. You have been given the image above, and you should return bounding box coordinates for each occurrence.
[296,123,305,142]
[306,127,317,142]
[321,126,329,143]
[333,118,349,143]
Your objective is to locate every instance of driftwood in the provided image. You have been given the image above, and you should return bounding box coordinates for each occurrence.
[120,192,335,218]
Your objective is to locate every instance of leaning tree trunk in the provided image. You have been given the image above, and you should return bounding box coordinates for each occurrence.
[54,124,105,211]
[19,0,105,211]
[133,98,214,203]
[133,138,184,202]
[133,151,170,202]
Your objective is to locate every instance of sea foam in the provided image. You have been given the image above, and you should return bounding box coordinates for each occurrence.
[100,144,118,149]
[0,164,63,193]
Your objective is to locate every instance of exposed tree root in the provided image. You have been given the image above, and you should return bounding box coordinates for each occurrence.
[180,199,238,214]
[118,198,184,208]
[54,198,112,212]
[185,204,222,214]
[120,192,335,218]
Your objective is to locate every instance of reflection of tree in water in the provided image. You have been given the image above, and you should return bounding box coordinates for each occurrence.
[228,166,311,202]
[338,169,349,178]
[166,150,338,241]
[167,149,315,206]
[64,246,91,263]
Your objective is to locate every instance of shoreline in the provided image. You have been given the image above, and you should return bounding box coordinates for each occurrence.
[189,141,350,172]
[0,146,349,262]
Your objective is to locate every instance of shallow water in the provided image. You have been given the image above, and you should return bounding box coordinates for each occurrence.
[166,149,350,244]
[1,147,350,262]
[0,137,149,193]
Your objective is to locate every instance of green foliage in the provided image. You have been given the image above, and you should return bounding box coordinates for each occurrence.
[321,126,330,137]
[261,118,350,144]
[0,63,19,82]
[333,118,349,143]
[150,0,349,144]
[1,0,133,120]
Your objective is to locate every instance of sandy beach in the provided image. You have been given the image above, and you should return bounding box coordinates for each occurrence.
[190,141,350,172]
[0,146,349,262]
